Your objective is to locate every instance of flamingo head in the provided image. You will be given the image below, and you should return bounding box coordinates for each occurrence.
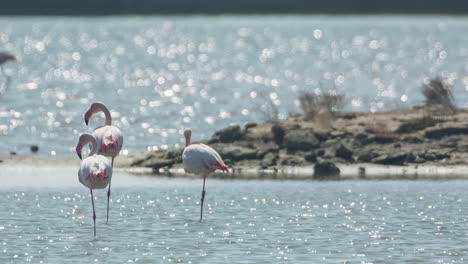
[75,143,83,160]
[184,128,192,147]
[76,133,98,159]
[84,109,93,126]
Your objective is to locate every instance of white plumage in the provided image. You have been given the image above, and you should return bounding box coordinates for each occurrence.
[75,133,112,237]
[84,101,123,224]
[182,128,228,221]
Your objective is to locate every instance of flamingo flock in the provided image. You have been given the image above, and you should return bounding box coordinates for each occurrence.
[76,102,228,236]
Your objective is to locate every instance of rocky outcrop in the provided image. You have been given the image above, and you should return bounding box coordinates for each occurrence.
[129,108,468,172]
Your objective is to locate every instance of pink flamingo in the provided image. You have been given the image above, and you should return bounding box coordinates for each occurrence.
[76,133,113,237]
[0,52,16,91]
[84,102,123,223]
[182,128,229,221]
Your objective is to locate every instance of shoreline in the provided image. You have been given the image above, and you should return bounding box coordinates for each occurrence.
[2,153,468,180]
[4,107,468,180]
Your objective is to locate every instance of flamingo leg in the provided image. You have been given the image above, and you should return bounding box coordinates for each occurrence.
[106,157,114,224]
[200,175,206,222]
[90,189,96,237]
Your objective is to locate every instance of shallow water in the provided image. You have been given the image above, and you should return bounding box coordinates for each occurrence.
[1,169,467,263]
[1,15,468,155]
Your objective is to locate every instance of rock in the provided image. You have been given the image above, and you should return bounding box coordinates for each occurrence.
[402,137,423,144]
[314,161,340,179]
[357,151,378,162]
[370,135,396,144]
[439,136,460,148]
[425,127,468,139]
[283,129,320,152]
[335,144,353,161]
[163,148,183,163]
[256,146,278,159]
[456,143,468,152]
[213,125,243,143]
[421,152,450,161]
[30,145,39,153]
[280,156,303,166]
[304,151,317,162]
[217,145,257,161]
[316,149,325,156]
[260,152,277,168]
[271,124,285,146]
[372,153,415,165]
[244,122,257,130]
[355,133,369,144]
[140,158,175,172]
[10,152,16,155]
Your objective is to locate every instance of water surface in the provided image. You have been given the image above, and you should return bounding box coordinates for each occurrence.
[1,15,468,154]
[1,168,467,263]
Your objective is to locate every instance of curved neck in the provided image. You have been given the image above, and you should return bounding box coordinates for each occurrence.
[82,134,99,157]
[94,102,112,126]
[185,133,191,147]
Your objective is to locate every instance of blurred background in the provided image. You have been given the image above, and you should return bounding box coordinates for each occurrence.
[1,1,468,155]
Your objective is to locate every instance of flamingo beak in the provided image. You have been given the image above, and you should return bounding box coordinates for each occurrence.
[77,152,82,160]
[85,119,89,126]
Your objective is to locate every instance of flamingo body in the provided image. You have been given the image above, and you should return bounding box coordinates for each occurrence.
[78,154,112,189]
[182,128,228,221]
[92,125,123,158]
[84,101,123,224]
[75,133,112,237]
[183,143,228,175]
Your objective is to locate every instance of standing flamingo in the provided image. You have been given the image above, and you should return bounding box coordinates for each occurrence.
[0,52,16,92]
[84,102,123,223]
[75,133,113,237]
[182,128,229,221]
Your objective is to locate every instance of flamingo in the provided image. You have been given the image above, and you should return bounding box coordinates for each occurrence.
[0,52,16,92]
[75,133,113,237]
[182,128,229,221]
[84,101,123,223]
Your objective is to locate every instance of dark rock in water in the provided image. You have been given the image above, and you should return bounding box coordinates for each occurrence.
[9,152,16,156]
[283,129,320,152]
[261,152,278,168]
[402,137,424,144]
[372,152,415,165]
[140,157,175,172]
[335,144,353,161]
[30,145,39,153]
[244,122,257,129]
[304,151,317,162]
[425,127,468,139]
[217,145,257,161]
[213,125,243,143]
[271,124,285,146]
[314,161,340,179]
